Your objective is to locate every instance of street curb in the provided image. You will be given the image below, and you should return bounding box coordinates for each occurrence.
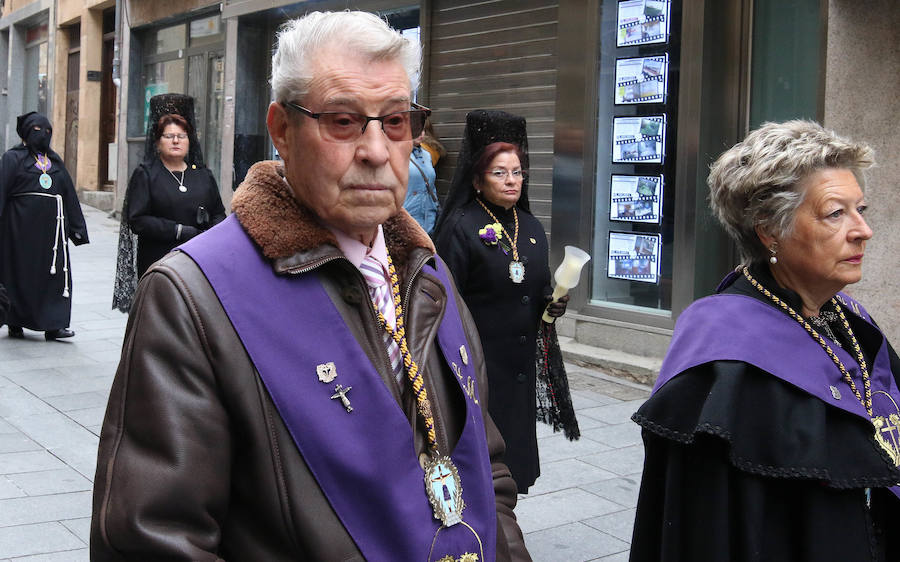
[560,336,660,387]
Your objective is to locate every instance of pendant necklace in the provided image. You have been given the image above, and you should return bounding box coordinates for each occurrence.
[476,198,524,283]
[168,168,188,192]
[35,153,52,189]
[373,253,470,529]
[743,266,900,465]
[807,311,841,348]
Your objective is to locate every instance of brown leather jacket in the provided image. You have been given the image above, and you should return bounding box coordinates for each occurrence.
[91,161,530,561]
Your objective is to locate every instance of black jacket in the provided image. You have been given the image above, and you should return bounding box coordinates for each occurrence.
[435,198,551,493]
[93,161,530,561]
[126,158,225,276]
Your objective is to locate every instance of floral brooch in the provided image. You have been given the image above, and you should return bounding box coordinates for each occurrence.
[479,223,503,246]
[478,222,512,255]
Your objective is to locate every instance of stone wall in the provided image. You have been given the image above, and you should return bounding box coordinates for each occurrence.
[824,0,900,345]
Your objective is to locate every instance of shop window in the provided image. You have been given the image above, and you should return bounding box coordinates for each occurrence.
[138,12,225,184]
[190,15,222,48]
[143,59,186,130]
[25,23,48,43]
[68,23,81,49]
[103,8,116,35]
[148,23,186,55]
[590,0,680,314]
[24,24,49,115]
[749,0,822,127]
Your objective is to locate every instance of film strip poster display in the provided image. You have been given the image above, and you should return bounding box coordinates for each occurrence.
[615,55,669,104]
[609,175,663,224]
[607,231,661,284]
[612,115,666,164]
[617,0,671,47]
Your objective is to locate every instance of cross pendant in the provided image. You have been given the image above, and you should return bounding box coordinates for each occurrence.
[331,384,353,413]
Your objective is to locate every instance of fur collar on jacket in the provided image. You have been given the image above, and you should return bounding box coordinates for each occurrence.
[231,160,435,270]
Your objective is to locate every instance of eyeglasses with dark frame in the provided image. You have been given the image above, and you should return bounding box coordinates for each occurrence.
[282,101,432,143]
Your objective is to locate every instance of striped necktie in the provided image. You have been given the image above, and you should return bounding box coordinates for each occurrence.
[360,254,403,382]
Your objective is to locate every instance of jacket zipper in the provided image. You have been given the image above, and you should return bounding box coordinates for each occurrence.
[286,256,393,374]
[283,255,342,275]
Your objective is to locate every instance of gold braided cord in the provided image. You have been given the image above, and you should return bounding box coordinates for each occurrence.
[373,253,439,453]
[35,153,51,173]
[742,267,873,415]
[476,198,519,262]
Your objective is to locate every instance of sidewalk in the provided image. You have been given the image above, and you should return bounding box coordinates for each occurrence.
[0,204,650,561]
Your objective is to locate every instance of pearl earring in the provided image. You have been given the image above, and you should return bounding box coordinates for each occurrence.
[768,244,778,265]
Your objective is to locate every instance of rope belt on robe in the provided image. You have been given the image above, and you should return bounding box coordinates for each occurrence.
[11,192,70,298]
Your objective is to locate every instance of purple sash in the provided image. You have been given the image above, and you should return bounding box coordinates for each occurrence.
[656,292,900,495]
[179,215,497,562]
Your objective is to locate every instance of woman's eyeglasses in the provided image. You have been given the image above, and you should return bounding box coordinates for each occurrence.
[161,133,188,140]
[282,101,431,143]
[488,169,524,180]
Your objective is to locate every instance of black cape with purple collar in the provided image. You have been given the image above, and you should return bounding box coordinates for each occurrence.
[630,265,900,562]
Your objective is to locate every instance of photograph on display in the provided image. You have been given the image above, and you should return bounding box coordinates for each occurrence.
[607,231,661,284]
[612,116,666,163]
[609,175,663,224]
[617,0,671,47]
[614,55,669,105]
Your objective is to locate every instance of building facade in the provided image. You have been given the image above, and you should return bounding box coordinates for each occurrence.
[104,0,898,380]
[53,0,118,209]
[0,0,55,151]
[0,0,118,210]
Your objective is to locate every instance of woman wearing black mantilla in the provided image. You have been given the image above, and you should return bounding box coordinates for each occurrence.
[112,94,225,312]
[434,110,578,494]
[630,120,900,561]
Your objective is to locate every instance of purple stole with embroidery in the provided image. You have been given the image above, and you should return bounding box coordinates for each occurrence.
[655,291,900,497]
[179,215,497,561]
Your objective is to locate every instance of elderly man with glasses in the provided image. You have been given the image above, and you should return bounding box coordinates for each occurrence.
[91,10,530,562]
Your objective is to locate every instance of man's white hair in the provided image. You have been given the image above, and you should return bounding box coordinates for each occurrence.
[270,10,421,103]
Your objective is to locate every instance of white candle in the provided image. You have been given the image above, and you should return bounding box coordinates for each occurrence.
[542,246,591,323]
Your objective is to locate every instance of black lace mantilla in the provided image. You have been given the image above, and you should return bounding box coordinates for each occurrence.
[432,109,531,240]
[535,321,580,440]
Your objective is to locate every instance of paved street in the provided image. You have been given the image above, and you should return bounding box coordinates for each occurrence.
[0,204,650,561]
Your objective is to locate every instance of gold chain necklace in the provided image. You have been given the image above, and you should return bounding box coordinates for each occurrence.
[742,267,873,413]
[372,252,475,529]
[35,153,52,189]
[743,266,900,467]
[371,253,439,453]
[35,153,50,172]
[475,198,525,283]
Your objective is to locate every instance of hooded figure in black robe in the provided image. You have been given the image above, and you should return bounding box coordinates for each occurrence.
[0,112,89,340]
